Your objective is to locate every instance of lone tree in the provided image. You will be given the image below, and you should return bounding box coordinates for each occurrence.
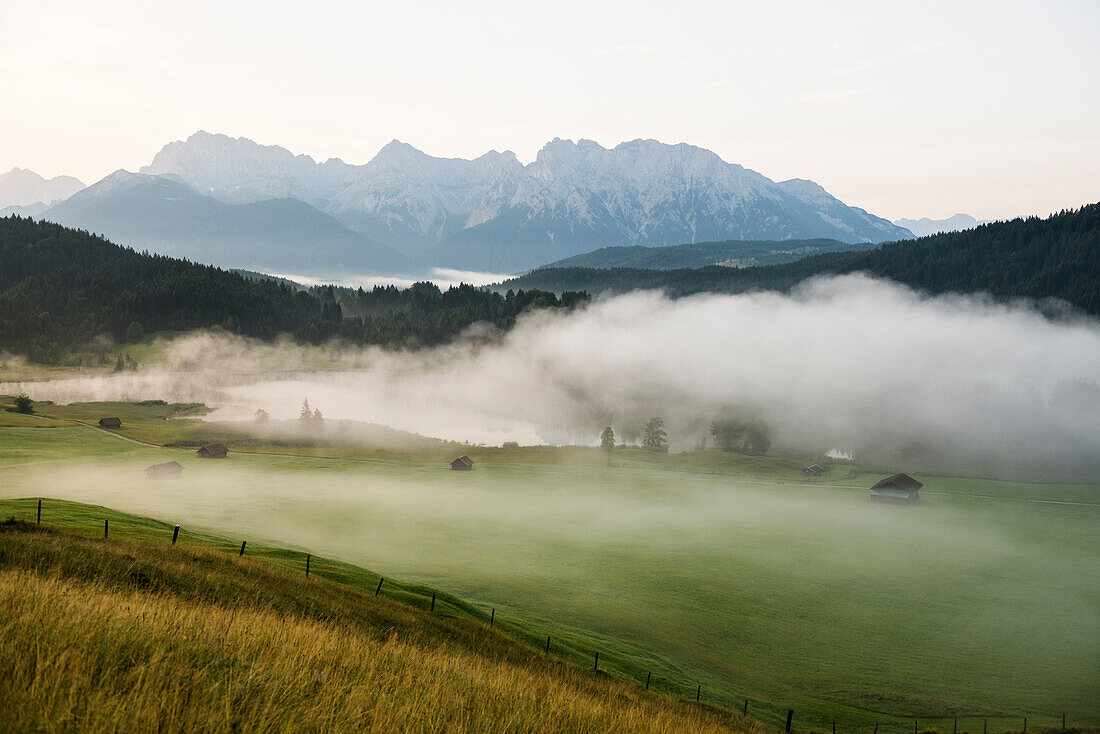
[642,416,668,452]
[13,394,33,414]
[600,426,615,450]
[254,408,269,423]
[299,398,313,428]
[125,320,144,344]
[600,426,615,464]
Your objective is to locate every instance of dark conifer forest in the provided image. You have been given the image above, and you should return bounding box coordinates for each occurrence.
[502,204,1100,313]
[0,216,588,362]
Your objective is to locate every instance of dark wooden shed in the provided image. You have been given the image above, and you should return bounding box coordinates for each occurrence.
[197,442,228,459]
[98,417,122,429]
[146,460,184,479]
[869,473,922,503]
[450,455,473,471]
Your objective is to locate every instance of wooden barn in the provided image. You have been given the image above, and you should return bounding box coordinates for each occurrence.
[146,461,184,479]
[98,417,122,429]
[450,455,473,471]
[869,473,922,504]
[802,464,826,477]
[197,442,228,459]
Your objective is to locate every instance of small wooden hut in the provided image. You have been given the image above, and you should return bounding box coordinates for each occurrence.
[146,461,184,479]
[450,455,473,471]
[802,464,826,477]
[98,417,122,429]
[197,442,228,459]
[869,473,922,504]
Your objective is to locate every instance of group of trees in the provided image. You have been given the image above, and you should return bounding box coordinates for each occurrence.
[709,413,771,455]
[504,204,1100,314]
[298,398,324,431]
[599,412,771,457]
[0,216,590,363]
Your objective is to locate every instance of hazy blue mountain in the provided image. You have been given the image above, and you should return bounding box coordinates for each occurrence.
[141,132,913,272]
[537,238,877,271]
[39,171,410,276]
[0,168,85,209]
[1,202,50,217]
[893,213,991,237]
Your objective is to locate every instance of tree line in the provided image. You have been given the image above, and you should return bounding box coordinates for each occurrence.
[0,216,589,363]
[501,203,1100,314]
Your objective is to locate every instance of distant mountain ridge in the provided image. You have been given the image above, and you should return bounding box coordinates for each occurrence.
[0,168,85,210]
[539,238,878,271]
[893,213,991,237]
[140,131,914,272]
[40,171,409,276]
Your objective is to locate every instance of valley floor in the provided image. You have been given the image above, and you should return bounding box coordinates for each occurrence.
[0,399,1097,732]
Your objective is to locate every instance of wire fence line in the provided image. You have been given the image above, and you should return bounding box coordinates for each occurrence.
[8,498,1095,734]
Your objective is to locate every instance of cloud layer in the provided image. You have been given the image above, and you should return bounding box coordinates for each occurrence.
[16,275,1100,478]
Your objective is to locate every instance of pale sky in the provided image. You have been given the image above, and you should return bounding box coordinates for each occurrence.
[1,0,1097,221]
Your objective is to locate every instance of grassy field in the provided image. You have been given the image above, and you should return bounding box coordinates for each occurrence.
[0,516,753,733]
[0,409,1097,732]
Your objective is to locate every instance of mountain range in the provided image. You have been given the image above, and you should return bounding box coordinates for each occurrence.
[41,172,408,276]
[893,213,992,237]
[0,168,85,217]
[16,132,923,275]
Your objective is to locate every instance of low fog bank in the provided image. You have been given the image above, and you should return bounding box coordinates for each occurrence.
[13,274,1100,479]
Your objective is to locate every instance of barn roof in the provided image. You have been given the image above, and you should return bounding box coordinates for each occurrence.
[869,473,923,492]
[451,455,473,467]
[99,417,121,426]
[198,442,228,456]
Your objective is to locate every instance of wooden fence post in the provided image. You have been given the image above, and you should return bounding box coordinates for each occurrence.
[239,540,246,556]
[785,709,793,733]
[430,592,436,612]
[104,519,109,538]
[914,720,918,734]
[489,608,494,627]
[375,578,384,596]
[1024,717,1027,733]
[593,652,599,672]
[983,720,986,734]
[305,553,310,577]
[874,722,879,734]
[37,499,41,524]
[172,524,179,544]
[545,635,550,653]
[744,699,748,715]
[645,672,651,690]
[696,684,701,702]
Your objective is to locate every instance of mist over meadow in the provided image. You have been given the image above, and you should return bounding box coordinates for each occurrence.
[16,274,1100,478]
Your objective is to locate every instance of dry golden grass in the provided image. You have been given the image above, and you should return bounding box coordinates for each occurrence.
[0,524,763,733]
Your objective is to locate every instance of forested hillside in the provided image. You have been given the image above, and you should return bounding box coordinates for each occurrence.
[538,237,873,270]
[502,204,1100,314]
[0,216,586,362]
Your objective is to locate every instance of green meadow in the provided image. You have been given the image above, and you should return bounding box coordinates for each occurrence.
[0,405,1097,733]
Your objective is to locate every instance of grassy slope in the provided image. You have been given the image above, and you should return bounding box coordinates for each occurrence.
[0,410,1097,732]
[0,516,753,733]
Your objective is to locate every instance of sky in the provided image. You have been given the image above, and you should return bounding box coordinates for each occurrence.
[1,0,1097,221]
